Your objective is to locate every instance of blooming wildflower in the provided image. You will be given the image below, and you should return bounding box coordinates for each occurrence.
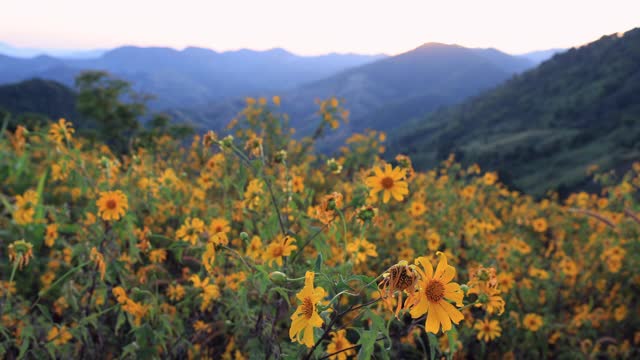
[202,243,216,273]
[264,235,297,267]
[523,313,544,332]
[176,217,205,245]
[209,218,230,235]
[47,325,73,345]
[13,189,39,225]
[326,330,355,360]
[96,190,129,221]
[290,271,326,348]
[405,252,465,334]
[48,118,75,145]
[532,218,548,233]
[474,319,501,342]
[90,247,106,280]
[346,238,378,264]
[149,249,167,263]
[365,164,409,203]
[44,224,58,247]
[166,284,186,302]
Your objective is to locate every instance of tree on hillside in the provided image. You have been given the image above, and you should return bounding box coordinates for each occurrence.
[75,71,149,153]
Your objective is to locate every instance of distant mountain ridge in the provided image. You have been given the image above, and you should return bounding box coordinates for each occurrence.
[0,45,385,109]
[390,28,640,196]
[181,42,536,148]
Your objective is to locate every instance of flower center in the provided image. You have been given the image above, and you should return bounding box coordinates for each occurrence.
[380,176,394,190]
[106,199,117,209]
[272,246,284,257]
[302,297,314,319]
[425,279,445,302]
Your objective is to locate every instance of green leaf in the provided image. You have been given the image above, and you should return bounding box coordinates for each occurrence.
[115,310,126,335]
[357,330,377,360]
[314,252,323,272]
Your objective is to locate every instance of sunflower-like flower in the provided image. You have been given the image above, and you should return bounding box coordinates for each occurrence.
[48,118,75,145]
[47,325,73,345]
[326,329,355,360]
[176,217,205,245]
[96,190,129,221]
[365,164,409,203]
[474,319,501,342]
[405,252,464,334]
[523,313,544,332]
[13,189,39,225]
[346,238,378,265]
[289,271,326,347]
[264,235,297,266]
[44,224,58,247]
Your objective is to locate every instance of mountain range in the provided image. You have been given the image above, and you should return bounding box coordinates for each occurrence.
[390,28,640,196]
[178,43,537,143]
[0,45,385,109]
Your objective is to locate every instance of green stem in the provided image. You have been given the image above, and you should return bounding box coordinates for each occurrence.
[38,260,93,297]
[6,255,21,300]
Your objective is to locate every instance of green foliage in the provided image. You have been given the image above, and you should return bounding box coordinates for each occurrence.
[0,78,78,130]
[391,27,640,196]
[75,71,148,153]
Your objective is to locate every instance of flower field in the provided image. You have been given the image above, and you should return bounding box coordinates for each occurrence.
[1,98,639,359]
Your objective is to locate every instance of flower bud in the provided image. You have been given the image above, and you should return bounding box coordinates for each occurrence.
[269,271,287,285]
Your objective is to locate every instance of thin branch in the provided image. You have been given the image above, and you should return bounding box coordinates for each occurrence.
[568,208,617,229]
[624,208,640,226]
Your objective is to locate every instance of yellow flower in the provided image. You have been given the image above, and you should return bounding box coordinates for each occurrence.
[264,235,297,267]
[96,190,129,221]
[167,284,186,302]
[13,189,38,225]
[176,217,205,245]
[90,247,106,280]
[406,252,464,334]
[483,172,498,185]
[209,218,230,234]
[523,313,544,332]
[149,249,167,263]
[474,319,502,342]
[326,329,355,360]
[409,201,427,217]
[346,238,378,264]
[290,271,326,347]
[44,224,58,247]
[202,243,216,274]
[47,325,73,345]
[112,286,128,304]
[246,235,263,260]
[365,164,409,203]
[272,95,281,106]
[532,218,548,233]
[48,118,75,145]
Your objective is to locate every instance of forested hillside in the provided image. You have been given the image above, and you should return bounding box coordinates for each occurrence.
[391,28,640,195]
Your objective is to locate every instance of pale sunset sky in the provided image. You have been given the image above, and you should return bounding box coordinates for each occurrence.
[1,0,638,55]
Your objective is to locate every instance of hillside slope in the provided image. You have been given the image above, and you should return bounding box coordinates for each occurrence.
[0,78,78,127]
[390,28,640,196]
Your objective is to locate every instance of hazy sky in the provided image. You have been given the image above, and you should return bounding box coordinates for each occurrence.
[1,0,638,55]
